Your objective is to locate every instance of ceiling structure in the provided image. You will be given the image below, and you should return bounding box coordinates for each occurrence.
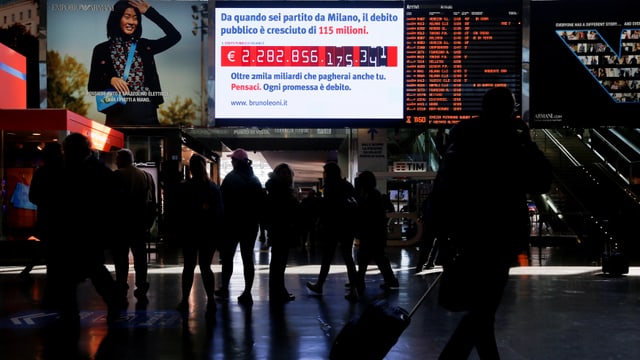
[258,150,332,185]
[183,127,350,185]
[1,124,379,186]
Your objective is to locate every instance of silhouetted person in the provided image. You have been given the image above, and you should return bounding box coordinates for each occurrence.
[415,194,442,273]
[382,192,395,213]
[52,133,123,325]
[429,87,551,359]
[263,163,300,303]
[176,154,223,319]
[26,142,64,305]
[306,161,359,301]
[300,189,322,248]
[217,148,265,305]
[112,148,156,307]
[353,170,399,294]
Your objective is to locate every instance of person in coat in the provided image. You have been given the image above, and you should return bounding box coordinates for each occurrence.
[217,148,265,305]
[263,163,301,303]
[176,154,223,320]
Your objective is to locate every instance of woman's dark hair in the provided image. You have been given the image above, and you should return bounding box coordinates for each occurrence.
[107,0,142,40]
[189,154,208,182]
[323,161,341,181]
[271,163,294,187]
[273,163,293,177]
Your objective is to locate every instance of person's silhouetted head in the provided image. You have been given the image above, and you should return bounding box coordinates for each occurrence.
[228,148,253,169]
[357,170,377,190]
[116,148,134,169]
[189,154,208,182]
[42,142,63,166]
[271,163,294,188]
[323,162,341,183]
[481,87,517,121]
[63,133,92,165]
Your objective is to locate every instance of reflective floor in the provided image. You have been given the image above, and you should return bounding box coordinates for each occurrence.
[1,240,639,360]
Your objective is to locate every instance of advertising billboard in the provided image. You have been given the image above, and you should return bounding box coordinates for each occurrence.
[530,0,640,127]
[46,0,207,127]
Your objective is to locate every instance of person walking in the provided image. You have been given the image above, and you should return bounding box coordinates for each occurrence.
[427,87,552,359]
[353,170,399,295]
[415,194,442,273]
[217,148,265,305]
[263,163,301,303]
[176,154,223,319]
[52,133,123,326]
[112,148,156,307]
[306,161,359,301]
[88,0,181,126]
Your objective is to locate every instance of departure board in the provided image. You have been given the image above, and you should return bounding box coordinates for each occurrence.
[212,1,523,128]
[404,0,522,127]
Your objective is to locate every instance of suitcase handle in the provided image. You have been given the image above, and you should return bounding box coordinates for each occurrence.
[408,271,443,318]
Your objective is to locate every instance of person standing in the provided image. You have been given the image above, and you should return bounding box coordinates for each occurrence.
[53,133,123,325]
[263,163,301,303]
[112,148,156,307]
[88,0,181,126]
[353,170,399,295]
[176,154,223,319]
[428,87,551,359]
[217,148,265,305]
[26,142,64,307]
[306,161,359,301]
[300,189,322,248]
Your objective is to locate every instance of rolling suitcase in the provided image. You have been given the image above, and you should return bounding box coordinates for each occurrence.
[329,272,442,360]
[602,239,629,276]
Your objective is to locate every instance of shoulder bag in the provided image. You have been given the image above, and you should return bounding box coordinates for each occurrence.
[96,42,136,114]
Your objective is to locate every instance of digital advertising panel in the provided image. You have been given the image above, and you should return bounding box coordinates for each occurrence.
[0,43,27,109]
[530,0,640,128]
[46,0,207,127]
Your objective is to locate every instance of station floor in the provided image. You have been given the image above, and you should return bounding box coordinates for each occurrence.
[1,240,639,360]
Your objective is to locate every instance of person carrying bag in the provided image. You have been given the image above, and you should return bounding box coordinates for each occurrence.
[427,87,552,359]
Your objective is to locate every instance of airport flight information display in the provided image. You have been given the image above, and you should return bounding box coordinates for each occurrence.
[404,0,522,126]
[529,0,640,128]
[212,0,522,128]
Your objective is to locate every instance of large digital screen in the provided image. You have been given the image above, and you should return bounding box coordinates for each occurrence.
[529,0,640,128]
[214,1,405,128]
[212,0,522,128]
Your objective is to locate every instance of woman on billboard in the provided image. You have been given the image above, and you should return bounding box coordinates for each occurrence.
[88,0,181,127]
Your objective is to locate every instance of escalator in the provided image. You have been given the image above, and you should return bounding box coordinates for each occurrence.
[532,128,640,265]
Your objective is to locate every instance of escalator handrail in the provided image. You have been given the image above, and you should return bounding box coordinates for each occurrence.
[540,129,582,166]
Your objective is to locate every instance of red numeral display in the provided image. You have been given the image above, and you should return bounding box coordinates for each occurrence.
[221,46,397,67]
